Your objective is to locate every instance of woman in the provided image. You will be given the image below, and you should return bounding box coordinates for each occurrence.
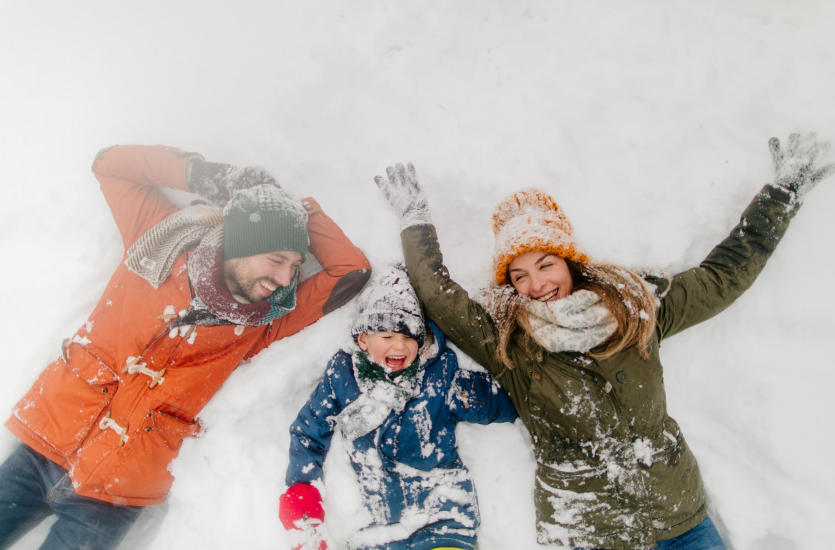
[373,134,833,549]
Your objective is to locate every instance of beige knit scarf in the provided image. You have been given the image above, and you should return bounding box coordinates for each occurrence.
[524,289,618,354]
[125,204,223,288]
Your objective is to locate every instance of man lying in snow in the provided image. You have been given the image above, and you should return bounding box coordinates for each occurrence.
[280,264,517,550]
[0,145,370,549]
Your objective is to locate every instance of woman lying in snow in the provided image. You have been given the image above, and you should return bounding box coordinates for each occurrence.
[374,134,835,550]
[279,264,517,550]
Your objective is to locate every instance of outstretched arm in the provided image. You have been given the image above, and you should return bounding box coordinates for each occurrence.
[374,164,505,376]
[285,361,343,487]
[449,364,518,425]
[92,145,197,248]
[657,133,834,339]
[281,369,338,548]
[93,145,290,249]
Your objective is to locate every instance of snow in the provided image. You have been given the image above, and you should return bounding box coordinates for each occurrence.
[1,1,834,549]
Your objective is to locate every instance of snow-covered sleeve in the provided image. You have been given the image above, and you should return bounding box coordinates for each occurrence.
[445,351,518,425]
[657,184,800,340]
[401,224,503,376]
[285,354,352,486]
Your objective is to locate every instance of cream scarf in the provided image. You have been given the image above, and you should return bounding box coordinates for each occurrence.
[524,289,618,353]
[333,351,422,441]
[125,204,223,289]
[334,332,439,441]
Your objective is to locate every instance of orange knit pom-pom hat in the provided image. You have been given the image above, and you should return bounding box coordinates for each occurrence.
[492,188,589,285]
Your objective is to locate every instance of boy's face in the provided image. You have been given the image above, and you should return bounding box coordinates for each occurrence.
[357,331,419,372]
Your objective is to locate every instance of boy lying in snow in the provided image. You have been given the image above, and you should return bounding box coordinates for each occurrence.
[279,264,517,550]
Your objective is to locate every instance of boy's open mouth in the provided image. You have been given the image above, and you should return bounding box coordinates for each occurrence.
[385,355,407,370]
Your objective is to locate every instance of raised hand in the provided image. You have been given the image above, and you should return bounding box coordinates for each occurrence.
[188,158,279,206]
[374,162,432,228]
[769,133,835,198]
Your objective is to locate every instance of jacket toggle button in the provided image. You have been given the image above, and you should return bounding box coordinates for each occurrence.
[616,370,627,383]
[99,412,129,446]
[124,356,166,388]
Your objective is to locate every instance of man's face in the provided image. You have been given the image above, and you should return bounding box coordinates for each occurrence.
[222,250,303,303]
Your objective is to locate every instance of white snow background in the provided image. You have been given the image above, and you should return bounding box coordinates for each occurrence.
[1,2,834,549]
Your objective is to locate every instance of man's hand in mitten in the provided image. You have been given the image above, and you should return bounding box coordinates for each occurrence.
[188,158,278,206]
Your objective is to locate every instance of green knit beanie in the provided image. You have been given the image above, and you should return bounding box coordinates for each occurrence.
[222,184,310,259]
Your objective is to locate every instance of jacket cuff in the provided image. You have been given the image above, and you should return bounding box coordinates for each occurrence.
[300,197,321,216]
[763,182,799,207]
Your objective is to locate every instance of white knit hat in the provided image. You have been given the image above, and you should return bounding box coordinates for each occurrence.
[350,264,425,346]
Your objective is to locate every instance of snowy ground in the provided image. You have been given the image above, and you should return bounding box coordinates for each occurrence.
[1,2,834,549]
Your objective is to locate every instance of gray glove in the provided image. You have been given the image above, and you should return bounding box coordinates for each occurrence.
[188,158,279,206]
[374,162,432,229]
[769,133,835,198]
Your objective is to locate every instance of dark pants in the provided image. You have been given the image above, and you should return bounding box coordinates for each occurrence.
[0,444,142,550]
[576,516,726,550]
[655,516,726,550]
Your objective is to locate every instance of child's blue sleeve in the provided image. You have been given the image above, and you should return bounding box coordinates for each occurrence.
[285,356,347,486]
[447,353,518,424]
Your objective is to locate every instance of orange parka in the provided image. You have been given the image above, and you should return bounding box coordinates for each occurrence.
[5,145,371,506]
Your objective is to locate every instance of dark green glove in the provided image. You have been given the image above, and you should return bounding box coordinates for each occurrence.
[769,133,835,197]
[188,158,278,206]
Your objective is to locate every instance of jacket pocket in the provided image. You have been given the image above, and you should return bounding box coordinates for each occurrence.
[11,347,118,457]
[147,409,202,450]
[100,409,201,502]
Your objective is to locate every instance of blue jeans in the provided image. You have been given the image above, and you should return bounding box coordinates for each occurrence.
[576,516,726,550]
[655,516,726,549]
[0,444,142,550]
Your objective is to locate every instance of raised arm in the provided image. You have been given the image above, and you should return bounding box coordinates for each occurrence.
[92,145,198,248]
[658,133,835,339]
[374,163,504,377]
[92,145,287,249]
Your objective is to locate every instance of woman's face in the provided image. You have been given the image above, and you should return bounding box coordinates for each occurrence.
[508,251,574,301]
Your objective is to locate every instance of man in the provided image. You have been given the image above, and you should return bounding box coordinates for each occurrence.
[0,145,371,548]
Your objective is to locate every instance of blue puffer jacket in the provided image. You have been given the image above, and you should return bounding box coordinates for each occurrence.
[286,322,517,550]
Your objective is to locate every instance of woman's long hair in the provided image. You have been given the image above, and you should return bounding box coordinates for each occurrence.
[484,260,658,370]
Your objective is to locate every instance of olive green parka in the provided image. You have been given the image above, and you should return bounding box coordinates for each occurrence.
[401,183,798,549]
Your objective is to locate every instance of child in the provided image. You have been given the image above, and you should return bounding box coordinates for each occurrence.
[279,264,517,550]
